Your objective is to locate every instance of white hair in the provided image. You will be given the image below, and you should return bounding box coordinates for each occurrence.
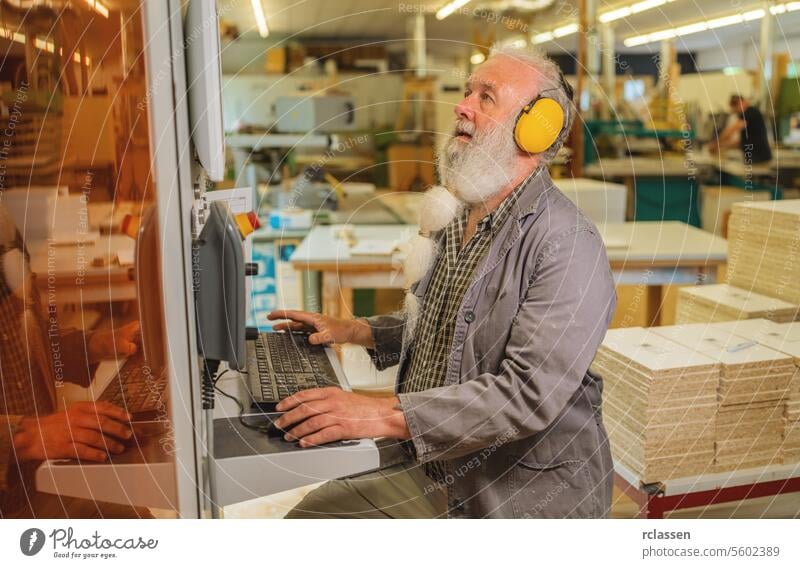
[487,45,575,164]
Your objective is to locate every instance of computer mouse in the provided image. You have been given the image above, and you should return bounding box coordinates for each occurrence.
[245,412,289,438]
[264,415,289,438]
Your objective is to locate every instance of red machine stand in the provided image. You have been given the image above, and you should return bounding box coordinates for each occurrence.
[614,462,800,518]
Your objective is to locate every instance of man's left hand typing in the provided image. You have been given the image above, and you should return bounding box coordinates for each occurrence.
[274,387,410,447]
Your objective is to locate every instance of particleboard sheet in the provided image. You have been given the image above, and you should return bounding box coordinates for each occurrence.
[715,401,784,471]
[652,324,794,406]
[714,319,800,464]
[727,200,800,305]
[784,419,800,463]
[675,284,800,324]
[590,327,719,483]
[650,323,792,471]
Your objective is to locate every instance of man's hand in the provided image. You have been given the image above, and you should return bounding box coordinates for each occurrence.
[273,387,410,448]
[13,402,133,462]
[87,321,140,362]
[267,310,374,348]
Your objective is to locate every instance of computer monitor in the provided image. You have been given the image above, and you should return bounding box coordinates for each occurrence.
[186,0,225,182]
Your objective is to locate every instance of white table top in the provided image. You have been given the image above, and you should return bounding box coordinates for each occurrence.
[27,233,134,279]
[291,221,727,268]
[585,149,800,180]
[598,221,727,264]
[584,156,705,178]
[553,177,627,192]
[291,224,416,268]
[694,154,779,177]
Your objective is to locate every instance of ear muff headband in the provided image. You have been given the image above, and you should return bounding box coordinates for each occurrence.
[514,97,564,154]
[513,71,572,154]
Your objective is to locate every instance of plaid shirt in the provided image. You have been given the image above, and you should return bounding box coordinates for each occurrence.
[400,184,525,481]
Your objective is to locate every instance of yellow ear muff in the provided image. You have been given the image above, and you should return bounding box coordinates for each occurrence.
[514,97,565,154]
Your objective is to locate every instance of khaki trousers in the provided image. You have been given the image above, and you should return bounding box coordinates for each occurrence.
[285,463,447,519]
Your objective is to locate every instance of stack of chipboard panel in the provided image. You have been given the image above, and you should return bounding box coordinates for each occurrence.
[700,185,770,236]
[675,284,800,325]
[653,323,792,471]
[727,200,800,305]
[590,327,719,483]
[785,420,800,464]
[715,319,800,464]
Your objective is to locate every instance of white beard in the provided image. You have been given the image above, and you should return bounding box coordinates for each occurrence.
[403,116,523,343]
[437,115,521,204]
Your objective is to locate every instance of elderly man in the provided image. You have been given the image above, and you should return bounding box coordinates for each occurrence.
[268,46,616,519]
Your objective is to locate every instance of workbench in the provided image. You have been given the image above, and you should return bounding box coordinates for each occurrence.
[291,221,727,326]
[250,191,423,323]
[289,224,414,319]
[27,234,137,305]
[584,157,709,226]
[696,150,800,198]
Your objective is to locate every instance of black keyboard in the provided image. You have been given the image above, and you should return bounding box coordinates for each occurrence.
[98,352,168,417]
[248,331,340,412]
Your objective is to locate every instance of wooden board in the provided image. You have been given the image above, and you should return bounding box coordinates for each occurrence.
[675,284,800,325]
[727,200,800,305]
[592,327,719,483]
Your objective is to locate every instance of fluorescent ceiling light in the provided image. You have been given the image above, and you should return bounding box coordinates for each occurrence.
[742,9,765,20]
[436,0,472,20]
[599,0,674,23]
[621,2,800,47]
[631,0,667,14]
[675,22,708,36]
[553,23,579,38]
[547,0,798,48]
[0,26,25,43]
[624,35,650,47]
[707,14,743,28]
[251,0,269,38]
[545,0,675,40]
[1,25,90,64]
[648,29,675,41]
[83,0,109,18]
[599,8,631,23]
[34,38,54,52]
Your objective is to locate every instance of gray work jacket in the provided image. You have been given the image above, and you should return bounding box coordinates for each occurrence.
[367,168,617,518]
